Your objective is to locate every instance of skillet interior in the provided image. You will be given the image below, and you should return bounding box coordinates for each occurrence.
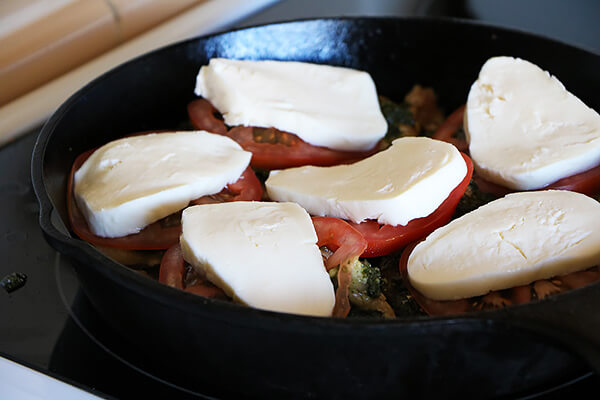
[32,17,600,398]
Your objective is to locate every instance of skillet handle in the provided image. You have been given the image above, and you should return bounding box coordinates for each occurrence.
[490,282,600,374]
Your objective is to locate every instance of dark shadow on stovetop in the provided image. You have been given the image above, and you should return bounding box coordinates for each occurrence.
[48,289,226,399]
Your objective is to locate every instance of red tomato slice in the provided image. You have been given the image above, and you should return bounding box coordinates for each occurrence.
[159,244,228,298]
[189,166,263,205]
[432,104,468,152]
[348,152,474,257]
[398,241,600,316]
[474,164,600,197]
[311,216,367,318]
[333,261,353,318]
[188,99,378,169]
[312,216,367,270]
[186,98,228,135]
[547,163,600,195]
[67,143,263,250]
[435,104,600,196]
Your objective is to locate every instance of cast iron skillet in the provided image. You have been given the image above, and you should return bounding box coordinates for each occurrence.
[32,17,600,398]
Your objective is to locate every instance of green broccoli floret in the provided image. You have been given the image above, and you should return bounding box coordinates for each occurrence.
[380,96,414,128]
[340,258,395,318]
[348,259,382,299]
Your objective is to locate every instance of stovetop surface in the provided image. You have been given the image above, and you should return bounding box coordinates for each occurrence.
[3,2,600,398]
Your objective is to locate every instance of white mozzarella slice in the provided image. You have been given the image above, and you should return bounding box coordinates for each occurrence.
[465,56,600,190]
[73,131,251,238]
[194,58,387,152]
[265,137,467,226]
[180,202,335,316]
[407,190,600,300]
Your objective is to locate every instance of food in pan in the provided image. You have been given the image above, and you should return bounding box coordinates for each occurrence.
[266,136,473,256]
[466,56,600,191]
[188,58,388,169]
[67,67,444,317]
[178,202,336,316]
[413,56,600,314]
[67,55,600,319]
[406,190,600,300]
[159,201,390,317]
[68,131,262,250]
[435,56,600,196]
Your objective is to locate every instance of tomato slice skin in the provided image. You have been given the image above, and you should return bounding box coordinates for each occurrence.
[311,216,367,318]
[188,98,378,170]
[159,244,228,298]
[333,262,353,318]
[189,166,263,205]
[312,216,367,270]
[349,152,474,257]
[67,140,263,250]
[546,163,600,195]
[474,164,600,197]
[432,105,468,152]
[187,98,228,135]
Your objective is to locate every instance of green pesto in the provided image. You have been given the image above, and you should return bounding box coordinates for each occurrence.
[452,178,498,219]
[378,95,415,148]
[348,259,382,299]
[376,253,426,317]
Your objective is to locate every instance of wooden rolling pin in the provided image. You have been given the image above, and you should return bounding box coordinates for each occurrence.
[0,0,202,106]
[0,0,279,148]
